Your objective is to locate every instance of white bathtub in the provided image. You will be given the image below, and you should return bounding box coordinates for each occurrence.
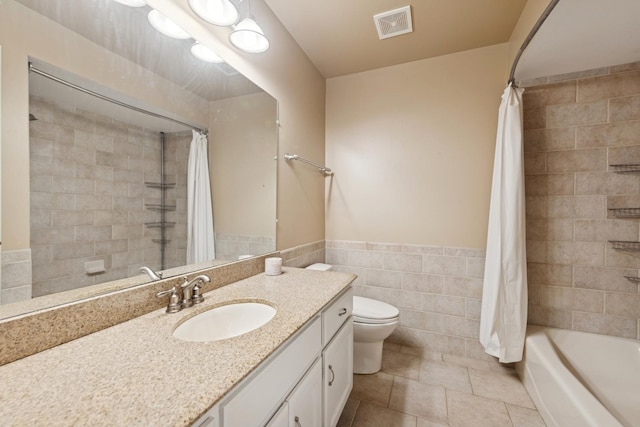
[516,325,640,427]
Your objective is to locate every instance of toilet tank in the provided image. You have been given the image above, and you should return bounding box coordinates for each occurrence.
[305,263,333,271]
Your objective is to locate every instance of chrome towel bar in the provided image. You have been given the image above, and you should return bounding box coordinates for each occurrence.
[284,153,333,176]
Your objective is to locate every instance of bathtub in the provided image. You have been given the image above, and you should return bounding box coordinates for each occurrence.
[516,325,640,427]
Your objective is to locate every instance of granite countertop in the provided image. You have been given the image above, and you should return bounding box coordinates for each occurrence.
[0,267,355,426]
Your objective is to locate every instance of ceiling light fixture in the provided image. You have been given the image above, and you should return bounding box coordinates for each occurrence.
[229,0,269,53]
[113,0,147,6]
[188,0,239,27]
[147,10,191,39]
[191,42,225,63]
[229,9,269,54]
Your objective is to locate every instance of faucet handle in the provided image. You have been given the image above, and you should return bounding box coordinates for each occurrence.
[192,282,204,304]
[156,286,181,313]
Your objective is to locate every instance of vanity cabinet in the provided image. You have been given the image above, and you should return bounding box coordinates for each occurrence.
[323,321,353,427]
[286,358,322,426]
[200,286,353,427]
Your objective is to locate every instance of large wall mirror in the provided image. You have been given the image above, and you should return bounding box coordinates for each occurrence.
[0,0,277,319]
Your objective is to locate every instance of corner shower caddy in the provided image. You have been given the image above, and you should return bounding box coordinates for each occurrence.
[607,163,640,285]
[144,132,175,269]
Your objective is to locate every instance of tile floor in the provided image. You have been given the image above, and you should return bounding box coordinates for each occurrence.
[337,343,546,427]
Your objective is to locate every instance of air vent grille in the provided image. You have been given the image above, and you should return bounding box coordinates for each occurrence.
[374,6,413,40]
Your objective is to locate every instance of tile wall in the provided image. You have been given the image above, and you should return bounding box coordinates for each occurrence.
[0,250,32,304]
[215,234,276,261]
[280,240,325,268]
[326,240,489,360]
[522,62,640,339]
[28,97,188,298]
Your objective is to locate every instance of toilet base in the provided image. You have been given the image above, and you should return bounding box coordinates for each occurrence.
[353,341,384,374]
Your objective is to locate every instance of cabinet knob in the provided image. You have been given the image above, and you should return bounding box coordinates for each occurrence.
[338,308,347,316]
[295,416,302,427]
[328,364,335,386]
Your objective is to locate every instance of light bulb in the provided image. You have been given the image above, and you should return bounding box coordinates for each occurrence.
[188,0,238,26]
[191,42,225,63]
[229,18,269,53]
[147,10,191,40]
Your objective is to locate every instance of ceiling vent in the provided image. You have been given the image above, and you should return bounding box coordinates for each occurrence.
[373,5,413,40]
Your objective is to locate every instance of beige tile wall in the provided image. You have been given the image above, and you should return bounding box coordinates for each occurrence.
[215,234,276,261]
[280,240,325,268]
[0,250,32,304]
[326,240,489,360]
[28,97,188,298]
[161,131,190,270]
[523,62,640,340]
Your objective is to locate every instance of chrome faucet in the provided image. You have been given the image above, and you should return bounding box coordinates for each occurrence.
[140,266,162,281]
[180,275,211,308]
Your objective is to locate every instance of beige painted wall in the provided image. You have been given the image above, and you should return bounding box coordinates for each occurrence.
[325,44,509,248]
[0,0,208,251]
[209,92,277,237]
[149,0,327,251]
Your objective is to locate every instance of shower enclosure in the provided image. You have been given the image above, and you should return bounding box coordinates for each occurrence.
[28,92,192,298]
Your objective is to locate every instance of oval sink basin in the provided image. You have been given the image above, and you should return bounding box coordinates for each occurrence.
[173,302,276,342]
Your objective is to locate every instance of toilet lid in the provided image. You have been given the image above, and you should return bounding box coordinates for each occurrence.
[353,296,399,323]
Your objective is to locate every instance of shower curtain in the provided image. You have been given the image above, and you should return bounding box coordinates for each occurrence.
[187,130,215,264]
[479,83,528,363]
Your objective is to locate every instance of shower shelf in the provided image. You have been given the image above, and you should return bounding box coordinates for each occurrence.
[145,222,175,228]
[608,208,640,218]
[609,240,640,252]
[145,203,176,211]
[152,238,172,245]
[145,181,176,189]
[609,164,640,174]
[623,276,640,285]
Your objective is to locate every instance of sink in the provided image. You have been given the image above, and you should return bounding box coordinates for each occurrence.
[173,302,276,342]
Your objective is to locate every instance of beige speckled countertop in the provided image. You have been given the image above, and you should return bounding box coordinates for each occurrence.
[0,267,355,426]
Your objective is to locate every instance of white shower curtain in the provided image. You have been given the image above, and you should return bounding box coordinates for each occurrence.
[479,83,528,363]
[187,130,215,264]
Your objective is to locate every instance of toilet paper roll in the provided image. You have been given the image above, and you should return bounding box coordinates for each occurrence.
[265,257,283,276]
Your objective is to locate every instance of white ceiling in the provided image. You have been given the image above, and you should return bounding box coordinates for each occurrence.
[16,0,263,102]
[265,0,640,81]
[515,0,640,81]
[264,0,528,78]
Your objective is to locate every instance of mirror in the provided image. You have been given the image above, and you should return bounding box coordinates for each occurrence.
[0,0,277,319]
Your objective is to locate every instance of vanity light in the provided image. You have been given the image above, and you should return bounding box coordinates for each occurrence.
[191,42,225,63]
[147,10,191,39]
[188,0,238,27]
[229,17,270,53]
[113,0,147,6]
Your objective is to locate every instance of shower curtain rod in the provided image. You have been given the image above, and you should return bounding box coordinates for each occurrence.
[28,63,207,135]
[508,0,560,86]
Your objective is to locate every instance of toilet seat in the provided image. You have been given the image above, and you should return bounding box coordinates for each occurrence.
[353,296,399,324]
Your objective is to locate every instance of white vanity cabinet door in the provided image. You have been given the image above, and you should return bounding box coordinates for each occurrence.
[323,320,353,427]
[266,403,288,427]
[221,317,321,427]
[288,359,322,427]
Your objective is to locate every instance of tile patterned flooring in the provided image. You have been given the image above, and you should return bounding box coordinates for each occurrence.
[337,343,546,427]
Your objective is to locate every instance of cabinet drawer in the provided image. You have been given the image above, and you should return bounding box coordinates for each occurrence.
[222,316,321,427]
[322,287,353,345]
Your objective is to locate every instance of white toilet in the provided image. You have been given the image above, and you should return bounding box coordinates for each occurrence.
[306,263,400,374]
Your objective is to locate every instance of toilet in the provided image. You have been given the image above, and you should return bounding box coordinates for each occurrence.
[305,263,400,374]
